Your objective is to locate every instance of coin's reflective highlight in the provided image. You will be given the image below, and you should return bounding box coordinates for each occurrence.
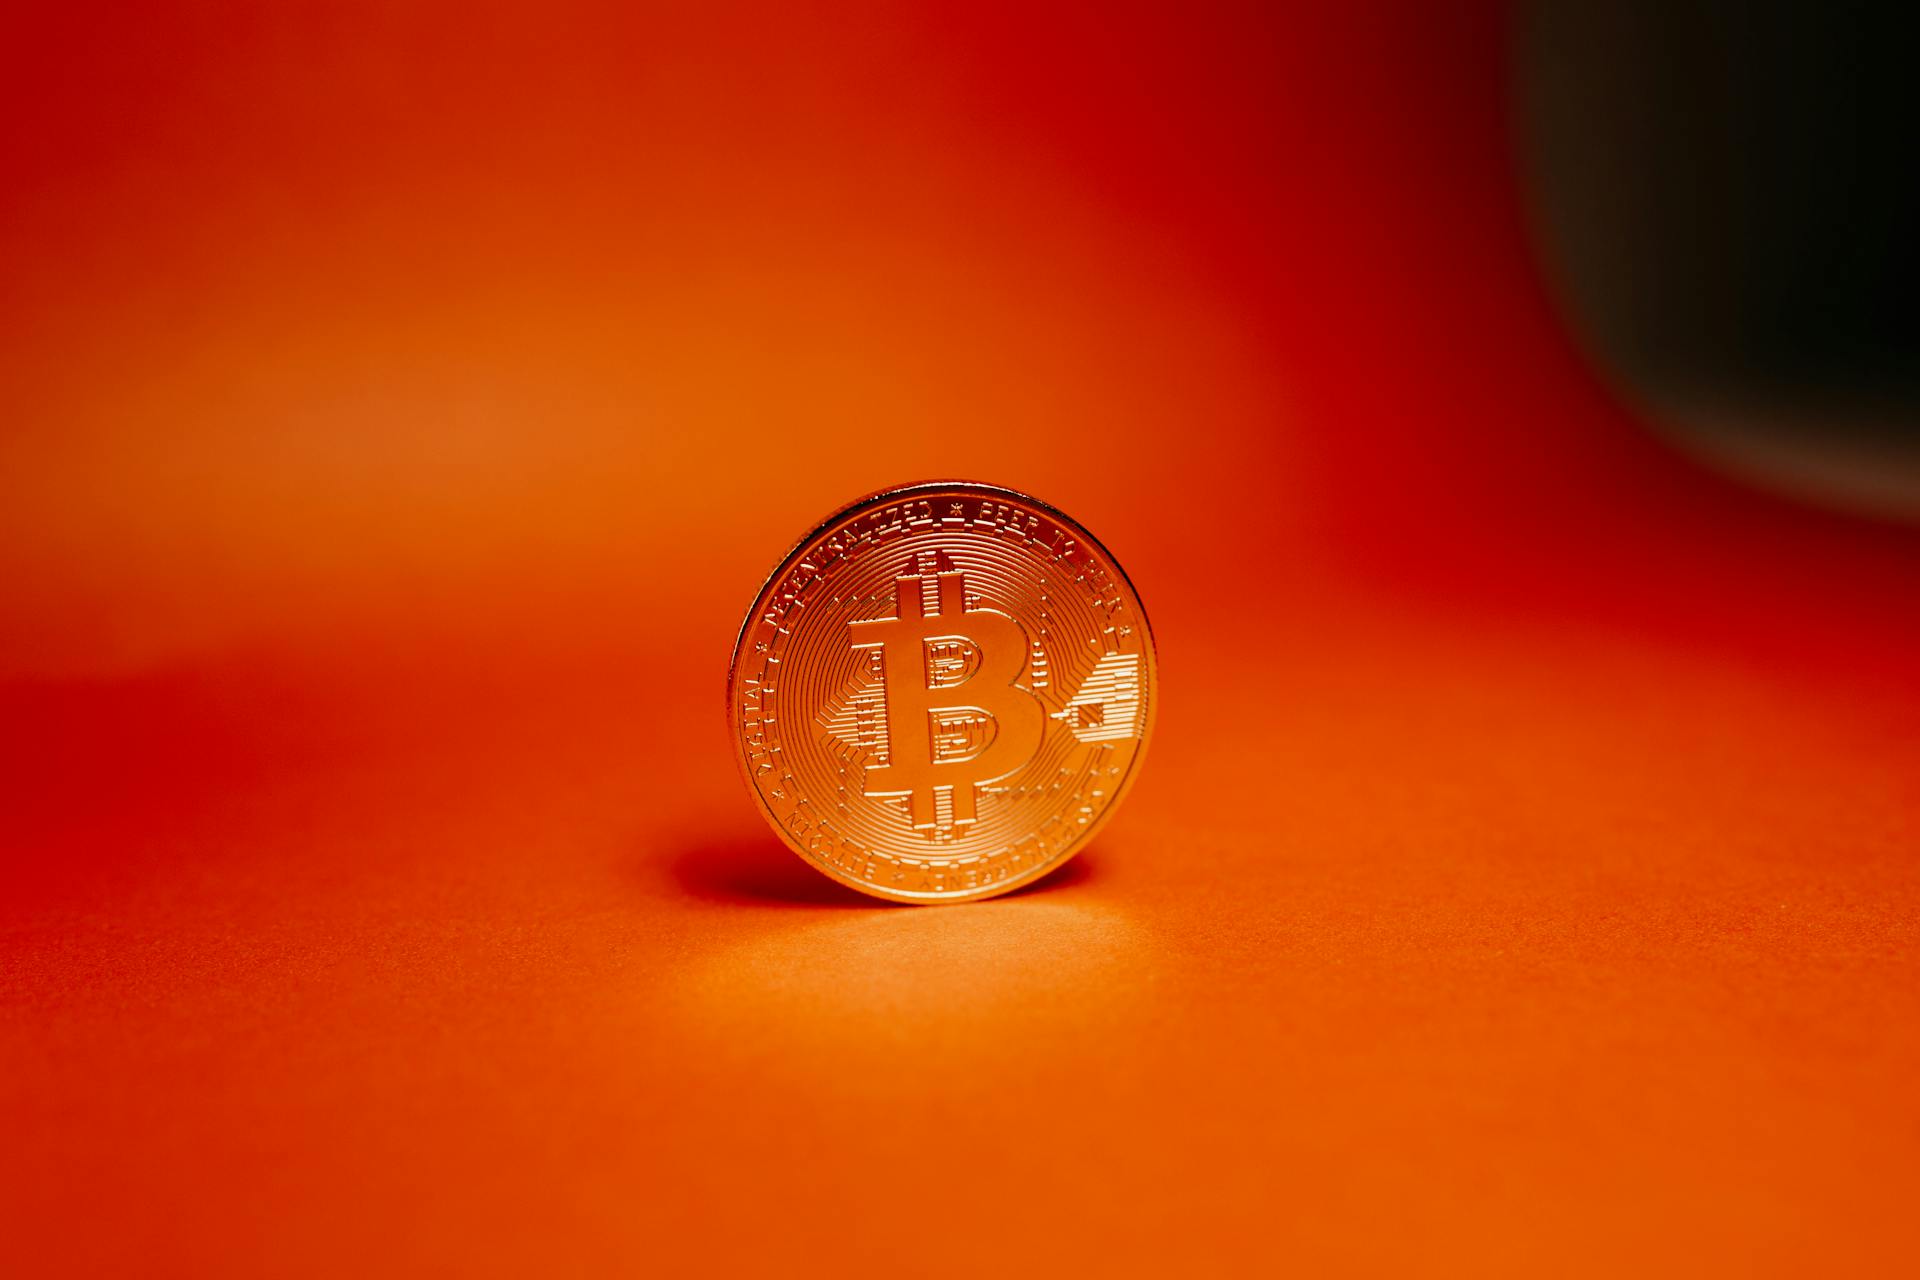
[727,481,1156,903]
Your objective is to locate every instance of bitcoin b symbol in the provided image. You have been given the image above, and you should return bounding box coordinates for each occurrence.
[849,560,1045,833]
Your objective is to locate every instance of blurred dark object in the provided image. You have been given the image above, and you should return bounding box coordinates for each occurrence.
[1520,1,1920,520]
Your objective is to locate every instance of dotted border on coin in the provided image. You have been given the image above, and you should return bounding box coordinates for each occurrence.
[726,480,1157,904]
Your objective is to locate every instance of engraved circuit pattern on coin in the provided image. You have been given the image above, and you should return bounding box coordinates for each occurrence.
[727,481,1157,903]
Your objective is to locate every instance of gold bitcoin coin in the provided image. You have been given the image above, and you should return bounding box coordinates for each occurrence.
[727,481,1157,904]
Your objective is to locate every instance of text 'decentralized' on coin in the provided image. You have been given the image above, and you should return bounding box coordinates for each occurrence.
[727,480,1156,904]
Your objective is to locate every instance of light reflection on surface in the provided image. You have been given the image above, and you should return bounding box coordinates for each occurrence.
[666,896,1155,1086]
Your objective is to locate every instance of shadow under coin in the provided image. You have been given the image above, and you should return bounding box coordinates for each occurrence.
[670,837,881,907]
[670,836,1100,908]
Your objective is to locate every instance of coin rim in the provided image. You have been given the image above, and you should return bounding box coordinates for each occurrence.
[725,479,1158,905]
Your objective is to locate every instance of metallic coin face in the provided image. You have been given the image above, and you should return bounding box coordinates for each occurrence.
[727,481,1156,904]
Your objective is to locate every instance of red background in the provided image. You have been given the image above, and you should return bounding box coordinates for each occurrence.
[4,3,1917,1274]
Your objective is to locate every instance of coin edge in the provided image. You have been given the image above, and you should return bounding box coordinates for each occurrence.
[724,479,1158,905]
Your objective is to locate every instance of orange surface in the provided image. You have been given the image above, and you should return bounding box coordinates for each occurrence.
[3,4,1917,1275]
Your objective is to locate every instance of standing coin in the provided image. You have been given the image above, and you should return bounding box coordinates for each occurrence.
[727,480,1156,903]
